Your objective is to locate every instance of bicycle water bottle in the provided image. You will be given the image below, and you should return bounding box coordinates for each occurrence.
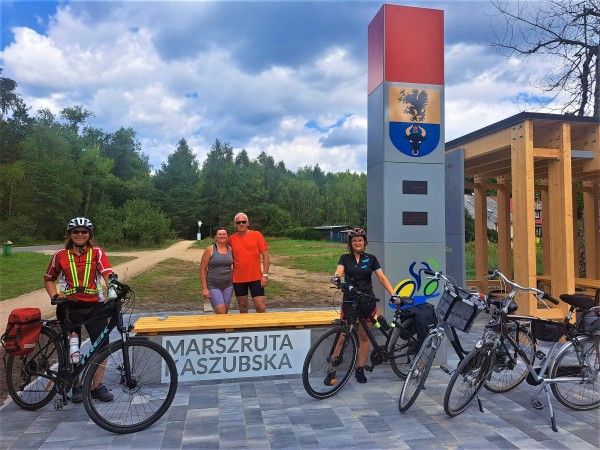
[375,315,391,331]
[107,273,118,300]
[69,332,80,364]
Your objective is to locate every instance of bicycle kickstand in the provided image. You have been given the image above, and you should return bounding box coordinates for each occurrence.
[475,394,484,413]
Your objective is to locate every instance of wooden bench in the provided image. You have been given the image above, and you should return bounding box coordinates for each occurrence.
[134,310,340,335]
[537,275,600,296]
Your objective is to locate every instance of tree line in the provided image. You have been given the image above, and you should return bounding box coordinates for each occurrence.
[0,71,366,245]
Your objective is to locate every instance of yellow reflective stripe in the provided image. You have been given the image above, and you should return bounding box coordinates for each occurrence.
[68,252,79,287]
[62,250,98,296]
[82,250,92,288]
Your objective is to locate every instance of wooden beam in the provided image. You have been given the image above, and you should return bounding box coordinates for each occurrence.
[447,129,511,158]
[510,120,538,315]
[540,182,551,278]
[496,177,511,276]
[547,122,574,315]
[583,181,599,278]
[474,176,489,292]
[533,148,561,159]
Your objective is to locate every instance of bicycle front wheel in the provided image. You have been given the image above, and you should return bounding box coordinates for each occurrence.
[550,335,600,411]
[485,324,534,393]
[82,338,178,434]
[389,320,420,379]
[5,326,61,410]
[302,327,357,399]
[399,333,438,413]
[444,346,494,417]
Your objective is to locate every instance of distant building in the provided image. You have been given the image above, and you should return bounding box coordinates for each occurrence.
[464,194,543,240]
[313,226,352,243]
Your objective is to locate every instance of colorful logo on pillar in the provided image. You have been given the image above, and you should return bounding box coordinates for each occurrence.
[389,87,441,157]
[389,259,441,310]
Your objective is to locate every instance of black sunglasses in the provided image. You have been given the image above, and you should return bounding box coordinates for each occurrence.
[71,230,89,235]
[236,220,247,225]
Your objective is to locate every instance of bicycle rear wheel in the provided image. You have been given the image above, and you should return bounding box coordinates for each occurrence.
[389,321,420,379]
[302,327,357,399]
[485,324,534,393]
[82,338,178,434]
[5,327,61,410]
[399,333,438,413]
[550,335,600,411]
[444,346,494,417]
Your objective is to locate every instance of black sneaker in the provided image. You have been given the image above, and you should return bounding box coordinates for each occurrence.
[324,370,336,386]
[330,355,343,367]
[91,384,114,402]
[71,386,83,403]
[355,367,367,384]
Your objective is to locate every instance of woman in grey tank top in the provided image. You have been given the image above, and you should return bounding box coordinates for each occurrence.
[199,227,233,313]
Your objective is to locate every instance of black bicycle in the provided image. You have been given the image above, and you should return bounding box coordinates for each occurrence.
[302,280,414,399]
[4,275,178,434]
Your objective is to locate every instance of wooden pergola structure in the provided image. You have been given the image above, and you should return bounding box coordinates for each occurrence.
[446,112,600,318]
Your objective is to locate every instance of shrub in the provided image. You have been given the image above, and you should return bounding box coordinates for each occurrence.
[286,227,323,241]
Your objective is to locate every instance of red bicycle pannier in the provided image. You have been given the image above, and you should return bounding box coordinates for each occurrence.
[1,308,42,356]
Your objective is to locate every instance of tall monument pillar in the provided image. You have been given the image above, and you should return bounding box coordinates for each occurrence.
[367,5,446,314]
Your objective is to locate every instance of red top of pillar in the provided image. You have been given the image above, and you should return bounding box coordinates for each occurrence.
[368,4,444,94]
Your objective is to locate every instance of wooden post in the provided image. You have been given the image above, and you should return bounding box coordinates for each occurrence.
[474,176,488,291]
[510,120,537,314]
[573,187,579,276]
[540,183,551,278]
[583,181,599,278]
[496,177,511,276]
[546,123,574,316]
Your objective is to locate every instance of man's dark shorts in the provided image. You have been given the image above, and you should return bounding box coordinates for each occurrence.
[233,280,265,298]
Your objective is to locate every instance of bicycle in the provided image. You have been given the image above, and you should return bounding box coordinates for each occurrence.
[302,280,414,399]
[399,270,488,412]
[443,269,600,432]
[4,274,178,434]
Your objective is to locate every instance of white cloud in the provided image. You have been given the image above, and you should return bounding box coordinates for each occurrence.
[1,2,571,175]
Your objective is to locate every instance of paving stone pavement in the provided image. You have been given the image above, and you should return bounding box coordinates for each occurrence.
[1,313,599,449]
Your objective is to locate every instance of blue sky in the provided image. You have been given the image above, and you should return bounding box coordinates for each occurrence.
[0,0,558,173]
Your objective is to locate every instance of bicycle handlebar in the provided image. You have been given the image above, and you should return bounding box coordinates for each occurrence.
[486,269,559,306]
[51,273,131,305]
[331,279,379,303]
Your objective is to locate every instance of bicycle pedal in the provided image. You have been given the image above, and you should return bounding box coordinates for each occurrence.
[365,365,374,372]
[54,399,64,411]
[535,350,546,360]
[439,365,452,375]
[530,399,544,410]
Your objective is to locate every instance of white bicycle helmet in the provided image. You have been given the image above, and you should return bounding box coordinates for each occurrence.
[66,217,93,232]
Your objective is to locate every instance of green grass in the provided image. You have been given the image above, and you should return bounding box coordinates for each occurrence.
[0,238,548,302]
[268,238,345,273]
[0,253,134,301]
[465,242,545,279]
[0,253,50,299]
[125,258,201,311]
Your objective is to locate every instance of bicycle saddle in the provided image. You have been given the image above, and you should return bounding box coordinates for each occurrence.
[559,293,594,310]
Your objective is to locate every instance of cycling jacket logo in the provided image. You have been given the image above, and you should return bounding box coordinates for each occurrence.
[389,87,441,157]
[391,259,441,309]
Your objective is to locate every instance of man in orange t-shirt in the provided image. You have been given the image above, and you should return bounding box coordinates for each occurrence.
[228,212,270,313]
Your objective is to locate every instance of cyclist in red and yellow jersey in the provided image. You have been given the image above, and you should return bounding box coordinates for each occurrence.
[44,217,114,403]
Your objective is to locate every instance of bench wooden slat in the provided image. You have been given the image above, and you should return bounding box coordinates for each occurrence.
[134,310,339,335]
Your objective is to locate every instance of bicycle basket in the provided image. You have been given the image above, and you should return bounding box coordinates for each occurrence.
[435,286,483,333]
[530,319,566,342]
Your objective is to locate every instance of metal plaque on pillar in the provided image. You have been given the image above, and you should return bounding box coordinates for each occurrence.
[367,4,446,339]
